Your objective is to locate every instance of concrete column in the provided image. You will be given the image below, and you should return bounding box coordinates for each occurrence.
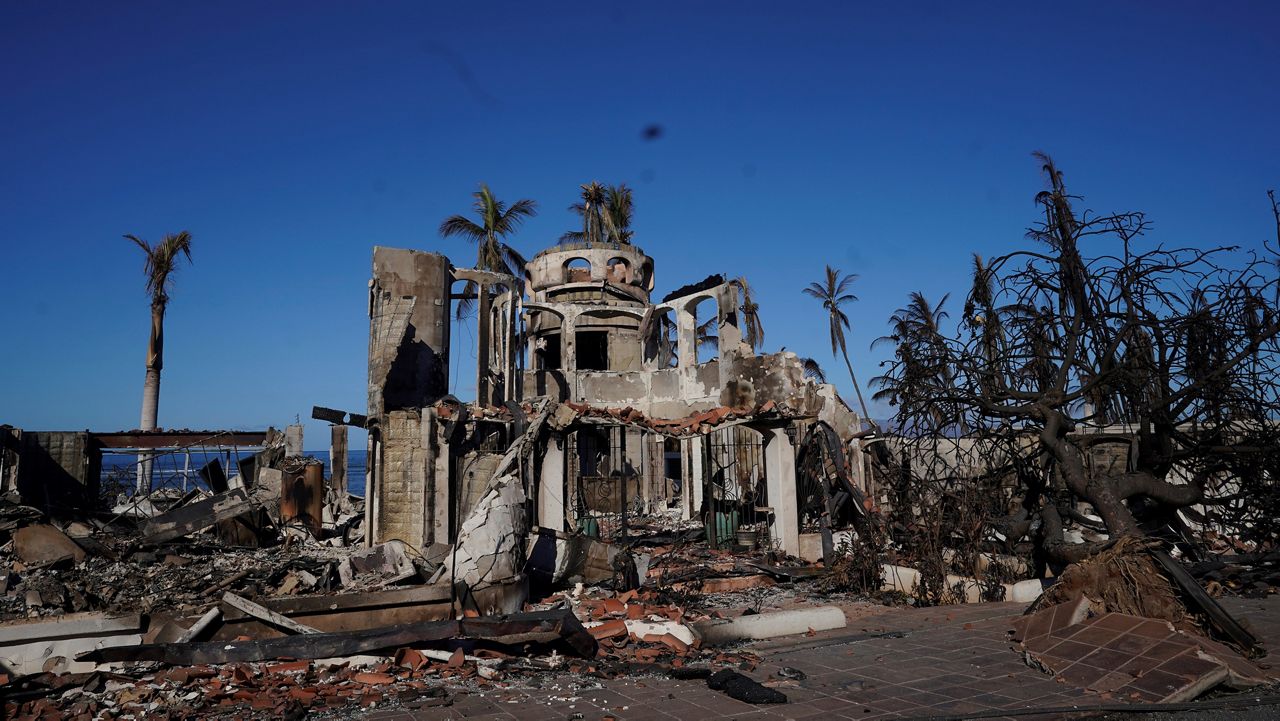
[285,424,304,458]
[476,282,492,406]
[717,283,743,360]
[689,435,705,520]
[364,432,381,548]
[676,303,697,368]
[562,310,578,374]
[538,433,566,532]
[505,292,519,402]
[330,425,348,495]
[763,428,800,556]
[849,436,866,500]
[430,411,450,544]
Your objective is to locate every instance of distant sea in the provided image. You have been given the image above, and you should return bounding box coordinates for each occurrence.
[101,449,367,497]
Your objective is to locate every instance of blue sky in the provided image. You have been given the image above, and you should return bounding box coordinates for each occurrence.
[2,1,1277,449]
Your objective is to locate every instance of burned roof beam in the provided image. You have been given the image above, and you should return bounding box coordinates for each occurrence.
[91,431,268,449]
[311,406,369,428]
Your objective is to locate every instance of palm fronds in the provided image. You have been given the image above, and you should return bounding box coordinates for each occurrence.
[124,231,193,307]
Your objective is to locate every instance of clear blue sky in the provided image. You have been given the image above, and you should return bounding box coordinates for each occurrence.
[2,1,1277,450]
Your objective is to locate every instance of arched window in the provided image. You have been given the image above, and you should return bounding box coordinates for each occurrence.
[688,295,718,364]
[644,307,678,368]
[605,257,631,284]
[563,257,592,283]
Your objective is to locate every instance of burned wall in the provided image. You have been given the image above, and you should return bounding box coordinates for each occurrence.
[15,431,99,514]
[369,247,452,416]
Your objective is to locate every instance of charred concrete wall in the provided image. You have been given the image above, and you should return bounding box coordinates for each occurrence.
[0,427,20,497]
[368,248,452,416]
[14,431,99,514]
[373,410,434,549]
[522,351,859,438]
[367,248,454,549]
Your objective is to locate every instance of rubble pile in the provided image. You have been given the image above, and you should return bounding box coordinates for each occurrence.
[1191,550,1280,599]
[0,479,838,719]
[1010,539,1279,704]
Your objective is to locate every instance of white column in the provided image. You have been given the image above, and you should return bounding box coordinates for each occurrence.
[538,433,566,532]
[427,409,453,545]
[285,424,304,457]
[676,303,697,368]
[689,435,705,520]
[764,427,800,557]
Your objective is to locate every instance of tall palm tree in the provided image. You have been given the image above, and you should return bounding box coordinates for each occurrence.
[602,184,634,244]
[439,183,536,317]
[803,265,871,425]
[126,231,193,434]
[873,292,965,432]
[562,182,634,245]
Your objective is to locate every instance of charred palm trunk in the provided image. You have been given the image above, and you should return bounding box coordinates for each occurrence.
[839,339,872,428]
[137,302,165,494]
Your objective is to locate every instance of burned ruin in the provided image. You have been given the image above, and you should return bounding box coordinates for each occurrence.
[2,213,1278,717]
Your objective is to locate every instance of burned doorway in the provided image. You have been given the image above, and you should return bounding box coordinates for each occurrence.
[703,426,768,549]
[575,330,609,371]
[567,424,650,542]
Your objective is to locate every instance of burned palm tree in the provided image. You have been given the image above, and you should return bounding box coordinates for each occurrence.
[439,184,536,318]
[126,231,193,434]
[126,231,192,494]
[872,292,960,433]
[561,181,608,244]
[801,357,828,384]
[602,184,634,244]
[803,265,872,424]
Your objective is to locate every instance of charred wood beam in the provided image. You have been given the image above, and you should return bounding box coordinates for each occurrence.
[78,609,597,665]
[92,431,268,449]
[311,406,369,429]
[141,489,261,546]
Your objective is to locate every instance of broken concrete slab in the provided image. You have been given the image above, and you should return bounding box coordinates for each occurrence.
[337,540,416,588]
[13,523,87,567]
[0,612,144,675]
[692,606,846,645]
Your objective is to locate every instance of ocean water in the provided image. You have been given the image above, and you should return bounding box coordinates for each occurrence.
[101,449,367,497]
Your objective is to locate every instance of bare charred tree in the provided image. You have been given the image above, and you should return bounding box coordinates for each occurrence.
[874,155,1280,569]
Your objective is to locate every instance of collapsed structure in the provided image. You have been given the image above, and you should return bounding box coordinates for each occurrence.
[3,236,1275,718]
[363,240,869,609]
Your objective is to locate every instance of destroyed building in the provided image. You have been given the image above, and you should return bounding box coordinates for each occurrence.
[4,233,1275,720]
[363,239,871,608]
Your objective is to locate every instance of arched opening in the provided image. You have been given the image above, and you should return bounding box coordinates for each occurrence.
[531,313,563,371]
[689,295,718,364]
[490,283,513,371]
[643,308,678,368]
[605,257,631,284]
[447,278,478,397]
[563,257,592,284]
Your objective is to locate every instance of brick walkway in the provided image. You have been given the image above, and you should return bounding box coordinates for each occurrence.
[363,597,1280,721]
